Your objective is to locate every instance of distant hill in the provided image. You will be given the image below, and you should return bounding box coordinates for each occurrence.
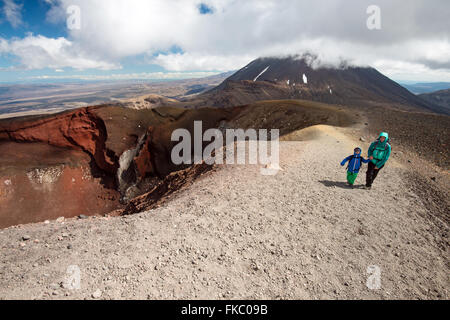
[119,94,178,109]
[401,82,450,95]
[194,56,443,114]
[418,89,450,115]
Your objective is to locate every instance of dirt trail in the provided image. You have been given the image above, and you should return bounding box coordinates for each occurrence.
[0,125,448,299]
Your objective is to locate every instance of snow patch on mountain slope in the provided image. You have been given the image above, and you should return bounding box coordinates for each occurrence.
[253,66,270,82]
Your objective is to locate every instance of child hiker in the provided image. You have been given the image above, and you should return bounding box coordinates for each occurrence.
[340,147,369,188]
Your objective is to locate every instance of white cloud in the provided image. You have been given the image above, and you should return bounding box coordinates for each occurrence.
[53,0,201,59]
[1,0,449,81]
[151,52,254,72]
[0,34,118,70]
[372,60,450,82]
[2,0,22,28]
[150,36,450,80]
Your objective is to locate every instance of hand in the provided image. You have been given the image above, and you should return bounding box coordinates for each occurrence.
[375,166,379,170]
[369,156,374,160]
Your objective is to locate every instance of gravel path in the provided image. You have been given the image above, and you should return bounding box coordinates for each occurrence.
[0,125,448,299]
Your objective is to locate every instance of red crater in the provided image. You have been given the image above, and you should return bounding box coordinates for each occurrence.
[0,105,242,228]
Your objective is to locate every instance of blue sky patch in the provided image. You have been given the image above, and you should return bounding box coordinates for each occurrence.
[198,3,214,15]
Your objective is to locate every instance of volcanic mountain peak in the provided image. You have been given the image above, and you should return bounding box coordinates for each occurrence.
[203,55,444,114]
[226,54,355,85]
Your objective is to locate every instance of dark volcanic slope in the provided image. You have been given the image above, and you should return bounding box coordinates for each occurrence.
[364,106,450,169]
[419,89,450,115]
[196,56,441,113]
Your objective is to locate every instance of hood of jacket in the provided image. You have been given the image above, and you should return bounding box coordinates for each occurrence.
[354,147,362,156]
[376,132,389,148]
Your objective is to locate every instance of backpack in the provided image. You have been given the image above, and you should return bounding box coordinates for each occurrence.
[372,139,391,161]
[374,138,391,151]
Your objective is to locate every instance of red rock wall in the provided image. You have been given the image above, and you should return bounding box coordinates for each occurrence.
[0,107,118,174]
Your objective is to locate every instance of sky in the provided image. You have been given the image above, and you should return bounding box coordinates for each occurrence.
[0,0,449,83]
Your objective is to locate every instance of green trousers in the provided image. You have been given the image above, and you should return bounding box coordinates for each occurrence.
[347,171,358,185]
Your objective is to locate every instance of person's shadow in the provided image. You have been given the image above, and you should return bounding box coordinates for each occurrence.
[319,180,364,189]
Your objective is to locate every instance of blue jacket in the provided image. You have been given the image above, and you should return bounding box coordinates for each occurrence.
[341,151,369,173]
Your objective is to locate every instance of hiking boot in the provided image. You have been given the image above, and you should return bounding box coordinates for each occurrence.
[364,185,372,190]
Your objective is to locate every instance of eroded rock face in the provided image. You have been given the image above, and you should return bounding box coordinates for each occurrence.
[0,106,118,174]
[26,165,64,191]
[0,107,122,227]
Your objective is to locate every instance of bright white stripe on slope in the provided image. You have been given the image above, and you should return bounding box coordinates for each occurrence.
[253,66,270,81]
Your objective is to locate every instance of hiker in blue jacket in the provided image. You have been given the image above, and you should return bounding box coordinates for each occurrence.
[341,147,370,188]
